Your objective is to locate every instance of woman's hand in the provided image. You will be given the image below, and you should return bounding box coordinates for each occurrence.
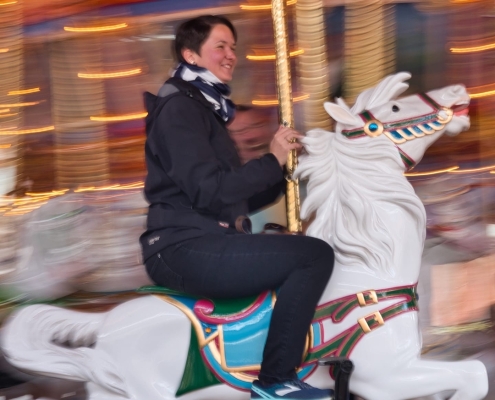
[269,125,303,166]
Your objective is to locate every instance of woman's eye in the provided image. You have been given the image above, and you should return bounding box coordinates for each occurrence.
[392,105,400,112]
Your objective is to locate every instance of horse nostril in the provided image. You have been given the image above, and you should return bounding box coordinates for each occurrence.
[392,105,400,112]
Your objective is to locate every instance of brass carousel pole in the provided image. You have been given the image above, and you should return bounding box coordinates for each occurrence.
[271,0,302,233]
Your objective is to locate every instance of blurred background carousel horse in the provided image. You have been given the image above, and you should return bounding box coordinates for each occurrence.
[0,187,152,302]
[0,72,488,400]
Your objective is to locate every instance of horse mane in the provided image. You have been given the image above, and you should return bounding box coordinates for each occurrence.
[296,128,426,275]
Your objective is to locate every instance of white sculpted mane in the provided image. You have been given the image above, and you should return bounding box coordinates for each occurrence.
[297,128,425,276]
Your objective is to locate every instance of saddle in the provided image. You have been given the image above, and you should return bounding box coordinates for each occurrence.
[137,285,320,393]
[138,282,418,395]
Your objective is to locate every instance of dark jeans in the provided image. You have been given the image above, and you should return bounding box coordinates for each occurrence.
[145,233,334,384]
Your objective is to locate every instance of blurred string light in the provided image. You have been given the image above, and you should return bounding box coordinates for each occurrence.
[1,190,68,216]
[450,42,495,53]
[74,182,144,193]
[0,1,17,5]
[8,88,40,95]
[0,49,8,53]
[404,166,459,177]
[26,189,69,197]
[0,144,11,149]
[450,164,495,173]
[0,126,54,135]
[450,0,485,3]
[64,23,128,33]
[78,68,142,79]
[0,113,17,118]
[0,101,39,107]
[252,93,309,106]
[469,86,495,98]
[0,109,10,113]
[406,164,495,177]
[246,49,304,61]
[90,112,147,122]
[240,0,296,10]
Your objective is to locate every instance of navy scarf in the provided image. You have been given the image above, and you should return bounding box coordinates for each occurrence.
[172,62,236,123]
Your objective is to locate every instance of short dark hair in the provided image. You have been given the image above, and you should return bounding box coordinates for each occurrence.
[174,15,237,63]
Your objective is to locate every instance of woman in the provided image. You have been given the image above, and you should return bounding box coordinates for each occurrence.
[141,15,335,400]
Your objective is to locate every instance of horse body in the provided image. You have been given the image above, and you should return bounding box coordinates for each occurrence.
[0,73,488,400]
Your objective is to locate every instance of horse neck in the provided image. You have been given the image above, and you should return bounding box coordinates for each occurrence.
[312,155,426,303]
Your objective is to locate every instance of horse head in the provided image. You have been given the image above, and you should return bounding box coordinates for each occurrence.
[324,71,470,169]
[296,72,471,280]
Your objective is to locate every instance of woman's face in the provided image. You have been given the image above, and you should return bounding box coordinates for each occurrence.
[188,24,237,83]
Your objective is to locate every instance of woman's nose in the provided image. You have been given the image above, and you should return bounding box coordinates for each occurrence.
[226,49,236,60]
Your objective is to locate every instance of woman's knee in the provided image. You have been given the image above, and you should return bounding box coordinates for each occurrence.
[297,236,334,275]
[305,236,334,260]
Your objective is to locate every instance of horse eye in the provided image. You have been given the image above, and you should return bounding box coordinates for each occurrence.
[392,105,400,112]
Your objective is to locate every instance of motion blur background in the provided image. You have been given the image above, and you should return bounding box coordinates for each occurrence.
[1,0,495,399]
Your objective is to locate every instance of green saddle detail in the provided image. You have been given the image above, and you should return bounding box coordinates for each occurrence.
[137,285,260,317]
[176,326,221,396]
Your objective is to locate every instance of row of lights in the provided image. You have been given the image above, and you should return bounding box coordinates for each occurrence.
[240,0,308,106]
[62,22,147,122]
[0,85,52,134]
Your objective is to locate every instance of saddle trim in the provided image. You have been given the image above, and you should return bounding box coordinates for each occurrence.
[155,294,219,348]
[194,291,273,324]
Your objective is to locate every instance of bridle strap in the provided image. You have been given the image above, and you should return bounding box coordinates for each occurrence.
[341,93,444,140]
[304,284,419,363]
[339,93,454,170]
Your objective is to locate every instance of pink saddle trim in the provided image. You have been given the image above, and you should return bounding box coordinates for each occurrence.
[193,291,271,324]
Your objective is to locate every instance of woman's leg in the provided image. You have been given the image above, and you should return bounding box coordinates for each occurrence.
[149,233,334,383]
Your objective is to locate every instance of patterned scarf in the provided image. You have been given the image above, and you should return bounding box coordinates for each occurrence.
[172,62,236,123]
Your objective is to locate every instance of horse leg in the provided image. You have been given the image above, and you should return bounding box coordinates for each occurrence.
[350,359,488,400]
[91,295,193,400]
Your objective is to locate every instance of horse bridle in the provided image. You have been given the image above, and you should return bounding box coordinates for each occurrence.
[341,93,454,143]
[340,93,454,170]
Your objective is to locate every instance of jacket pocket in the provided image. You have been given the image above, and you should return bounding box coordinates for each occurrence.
[145,253,184,291]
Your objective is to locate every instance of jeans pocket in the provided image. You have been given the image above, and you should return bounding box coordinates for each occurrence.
[145,253,184,291]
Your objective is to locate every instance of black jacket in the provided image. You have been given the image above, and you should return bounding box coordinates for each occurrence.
[140,77,284,261]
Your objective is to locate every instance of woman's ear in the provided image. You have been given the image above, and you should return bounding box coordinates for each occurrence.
[182,48,197,65]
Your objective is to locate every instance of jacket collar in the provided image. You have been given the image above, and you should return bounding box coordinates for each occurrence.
[162,77,215,111]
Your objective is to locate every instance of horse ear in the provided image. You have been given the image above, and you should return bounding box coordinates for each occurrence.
[324,101,360,126]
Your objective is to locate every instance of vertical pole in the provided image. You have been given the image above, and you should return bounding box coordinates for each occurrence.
[271,0,302,233]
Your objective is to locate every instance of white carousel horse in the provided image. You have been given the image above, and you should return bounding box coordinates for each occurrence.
[0,189,152,301]
[0,72,488,400]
